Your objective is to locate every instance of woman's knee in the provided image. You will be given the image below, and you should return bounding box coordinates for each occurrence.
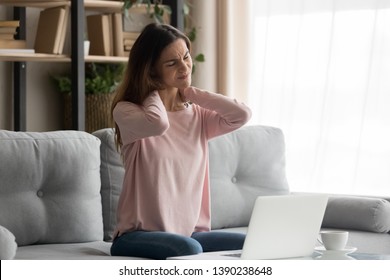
[110,231,203,259]
[191,231,246,252]
[172,236,203,256]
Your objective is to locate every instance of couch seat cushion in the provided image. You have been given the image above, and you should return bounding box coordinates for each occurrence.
[14,241,144,260]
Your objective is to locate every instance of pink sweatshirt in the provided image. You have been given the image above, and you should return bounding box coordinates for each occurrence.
[112,87,251,237]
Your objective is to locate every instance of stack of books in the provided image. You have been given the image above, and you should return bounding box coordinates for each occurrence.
[0,20,31,53]
[0,20,18,40]
[123,31,140,56]
[34,5,69,54]
[87,13,139,57]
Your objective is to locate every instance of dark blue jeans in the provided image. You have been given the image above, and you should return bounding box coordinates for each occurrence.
[110,231,246,260]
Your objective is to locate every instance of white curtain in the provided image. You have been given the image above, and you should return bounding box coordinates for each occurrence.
[247,0,390,196]
[191,0,252,101]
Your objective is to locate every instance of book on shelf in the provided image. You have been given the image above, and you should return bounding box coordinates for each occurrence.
[57,5,69,55]
[112,13,124,57]
[0,21,19,41]
[122,32,139,54]
[0,34,15,40]
[0,20,20,28]
[124,40,135,51]
[0,27,17,34]
[123,45,133,52]
[0,39,27,49]
[34,5,66,54]
[123,39,136,46]
[87,14,111,56]
[107,13,114,56]
[123,32,140,40]
[86,13,142,57]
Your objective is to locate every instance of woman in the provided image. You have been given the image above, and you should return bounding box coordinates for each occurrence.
[110,23,251,259]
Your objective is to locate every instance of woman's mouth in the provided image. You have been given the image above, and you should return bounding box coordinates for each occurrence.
[178,74,188,80]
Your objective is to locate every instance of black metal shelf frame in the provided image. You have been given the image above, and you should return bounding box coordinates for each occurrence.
[13,7,26,131]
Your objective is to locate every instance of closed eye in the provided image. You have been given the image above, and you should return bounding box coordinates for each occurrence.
[166,61,176,67]
[164,51,190,67]
[184,51,191,60]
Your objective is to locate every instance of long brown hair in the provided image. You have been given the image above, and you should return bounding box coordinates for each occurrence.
[111,23,191,149]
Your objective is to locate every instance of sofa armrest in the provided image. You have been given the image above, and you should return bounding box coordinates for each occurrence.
[322,195,390,233]
[0,225,17,260]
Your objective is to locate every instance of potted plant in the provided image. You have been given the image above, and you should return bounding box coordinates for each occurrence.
[53,62,125,132]
[122,0,171,24]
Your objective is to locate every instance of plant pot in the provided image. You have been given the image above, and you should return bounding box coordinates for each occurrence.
[64,92,115,133]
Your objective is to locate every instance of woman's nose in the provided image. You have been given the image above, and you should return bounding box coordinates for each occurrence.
[178,60,188,72]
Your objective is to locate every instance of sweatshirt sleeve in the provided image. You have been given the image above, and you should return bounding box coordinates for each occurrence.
[113,91,169,145]
[183,87,252,139]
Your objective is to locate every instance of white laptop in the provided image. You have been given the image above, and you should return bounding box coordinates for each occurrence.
[170,194,328,260]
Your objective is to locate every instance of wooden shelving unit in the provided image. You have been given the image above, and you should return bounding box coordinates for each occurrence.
[0,1,128,63]
[0,51,132,63]
[1,0,182,131]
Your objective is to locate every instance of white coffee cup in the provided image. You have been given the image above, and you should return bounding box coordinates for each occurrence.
[319,230,349,251]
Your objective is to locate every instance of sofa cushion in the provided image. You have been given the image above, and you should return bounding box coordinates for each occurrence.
[92,128,124,241]
[13,241,143,260]
[209,125,290,229]
[0,225,17,260]
[322,196,390,233]
[0,130,103,246]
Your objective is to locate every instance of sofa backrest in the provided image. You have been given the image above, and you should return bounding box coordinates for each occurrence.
[208,125,290,229]
[92,128,124,241]
[94,125,290,240]
[0,130,103,246]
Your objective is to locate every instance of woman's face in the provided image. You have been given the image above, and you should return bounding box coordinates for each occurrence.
[156,38,192,90]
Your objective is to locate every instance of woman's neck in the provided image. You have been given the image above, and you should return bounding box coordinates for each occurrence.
[158,88,186,111]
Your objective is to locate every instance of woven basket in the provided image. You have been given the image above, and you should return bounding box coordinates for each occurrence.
[64,92,115,133]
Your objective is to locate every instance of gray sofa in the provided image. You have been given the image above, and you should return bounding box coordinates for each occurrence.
[1,125,389,260]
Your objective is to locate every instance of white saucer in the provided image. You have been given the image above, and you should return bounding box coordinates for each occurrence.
[315,254,356,260]
[315,246,357,255]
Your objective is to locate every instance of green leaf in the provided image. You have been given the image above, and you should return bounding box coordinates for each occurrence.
[194,53,205,62]
[52,63,125,95]
[52,75,71,93]
[187,27,196,42]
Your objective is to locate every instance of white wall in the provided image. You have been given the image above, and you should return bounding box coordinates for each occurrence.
[188,0,218,92]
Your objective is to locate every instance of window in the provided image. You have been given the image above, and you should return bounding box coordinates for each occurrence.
[248,0,390,196]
